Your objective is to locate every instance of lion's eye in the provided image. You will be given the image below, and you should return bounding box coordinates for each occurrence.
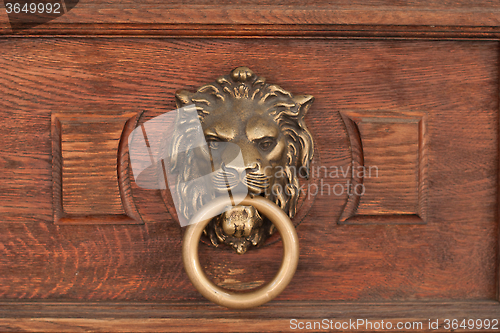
[258,138,276,151]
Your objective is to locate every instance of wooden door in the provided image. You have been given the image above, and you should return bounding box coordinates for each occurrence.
[0,2,499,332]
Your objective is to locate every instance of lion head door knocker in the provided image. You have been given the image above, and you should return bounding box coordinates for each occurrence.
[129,66,315,308]
[172,67,315,254]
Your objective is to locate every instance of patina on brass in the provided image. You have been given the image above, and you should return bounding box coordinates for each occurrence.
[172,67,314,254]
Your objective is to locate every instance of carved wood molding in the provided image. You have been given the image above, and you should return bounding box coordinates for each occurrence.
[3,24,500,39]
[2,5,500,27]
[0,301,498,332]
[339,110,428,225]
[52,111,143,224]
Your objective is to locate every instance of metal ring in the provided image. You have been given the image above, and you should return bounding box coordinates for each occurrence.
[182,194,299,309]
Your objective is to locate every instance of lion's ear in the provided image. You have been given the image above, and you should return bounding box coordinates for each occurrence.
[175,89,194,108]
[293,95,314,119]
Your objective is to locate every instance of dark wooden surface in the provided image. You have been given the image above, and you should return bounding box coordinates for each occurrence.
[339,110,428,224]
[4,1,500,38]
[0,301,498,332]
[52,111,143,224]
[0,2,500,332]
[2,1,500,28]
[0,38,497,300]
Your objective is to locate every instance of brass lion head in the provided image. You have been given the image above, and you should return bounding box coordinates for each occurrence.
[171,67,314,253]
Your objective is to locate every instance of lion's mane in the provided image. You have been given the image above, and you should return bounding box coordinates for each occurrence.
[170,67,314,237]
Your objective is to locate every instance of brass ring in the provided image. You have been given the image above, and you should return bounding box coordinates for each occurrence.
[182,194,299,309]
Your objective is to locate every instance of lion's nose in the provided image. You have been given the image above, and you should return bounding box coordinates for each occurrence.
[222,162,260,180]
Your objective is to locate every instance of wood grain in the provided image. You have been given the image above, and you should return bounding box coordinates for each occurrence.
[2,3,500,28]
[0,301,498,332]
[0,0,498,330]
[52,111,143,224]
[60,113,130,214]
[3,2,500,39]
[0,39,497,305]
[339,110,427,224]
[5,24,500,40]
